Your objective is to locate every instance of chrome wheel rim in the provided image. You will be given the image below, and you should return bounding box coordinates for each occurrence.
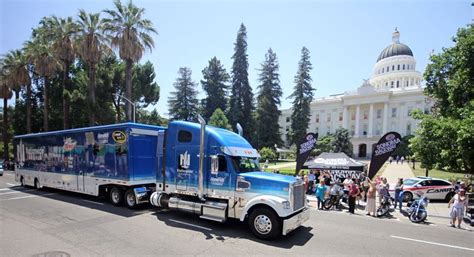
[112,190,120,203]
[254,215,272,235]
[126,192,135,207]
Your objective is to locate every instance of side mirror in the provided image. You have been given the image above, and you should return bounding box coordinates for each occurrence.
[210,155,219,175]
[236,176,251,192]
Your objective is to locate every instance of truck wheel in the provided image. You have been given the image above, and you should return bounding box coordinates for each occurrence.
[34,178,41,190]
[109,187,123,206]
[248,207,281,240]
[124,189,137,209]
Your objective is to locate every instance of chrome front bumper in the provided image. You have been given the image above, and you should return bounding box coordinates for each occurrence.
[282,207,310,235]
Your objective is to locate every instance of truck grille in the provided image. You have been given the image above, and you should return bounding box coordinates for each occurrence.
[292,183,305,211]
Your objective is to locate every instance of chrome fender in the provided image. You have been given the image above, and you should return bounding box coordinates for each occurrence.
[239,195,291,221]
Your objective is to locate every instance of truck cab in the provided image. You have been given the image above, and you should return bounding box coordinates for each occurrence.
[151,120,309,239]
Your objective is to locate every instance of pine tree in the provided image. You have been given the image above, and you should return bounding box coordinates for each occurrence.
[228,23,254,141]
[208,108,232,130]
[255,48,283,149]
[288,47,315,162]
[201,57,229,120]
[332,127,353,156]
[167,67,199,121]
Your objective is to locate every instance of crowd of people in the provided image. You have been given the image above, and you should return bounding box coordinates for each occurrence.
[300,170,398,216]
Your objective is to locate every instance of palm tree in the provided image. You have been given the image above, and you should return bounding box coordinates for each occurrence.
[0,60,13,160]
[3,50,31,132]
[42,16,77,129]
[24,24,59,132]
[103,0,157,121]
[76,10,109,126]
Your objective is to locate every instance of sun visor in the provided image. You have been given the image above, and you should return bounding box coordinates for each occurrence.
[221,146,261,158]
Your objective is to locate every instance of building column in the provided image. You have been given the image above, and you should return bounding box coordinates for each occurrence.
[343,106,348,129]
[383,103,388,133]
[368,103,374,137]
[355,105,360,138]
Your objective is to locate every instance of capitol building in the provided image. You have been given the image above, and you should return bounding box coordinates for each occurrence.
[278,29,433,158]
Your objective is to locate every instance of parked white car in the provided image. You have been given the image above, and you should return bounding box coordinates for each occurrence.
[390,177,455,202]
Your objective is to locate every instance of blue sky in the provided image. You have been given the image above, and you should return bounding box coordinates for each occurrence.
[0,0,472,117]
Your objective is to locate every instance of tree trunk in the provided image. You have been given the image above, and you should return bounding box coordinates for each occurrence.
[125,59,133,121]
[43,77,49,132]
[3,96,9,161]
[62,62,70,129]
[26,81,32,133]
[88,64,96,126]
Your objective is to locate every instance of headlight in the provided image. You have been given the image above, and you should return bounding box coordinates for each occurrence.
[282,201,291,209]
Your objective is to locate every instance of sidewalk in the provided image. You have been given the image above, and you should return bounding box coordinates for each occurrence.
[381,162,415,184]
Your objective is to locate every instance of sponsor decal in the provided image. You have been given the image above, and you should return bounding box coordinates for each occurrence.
[210,177,226,186]
[63,137,77,151]
[179,151,191,170]
[368,132,402,179]
[296,133,318,174]
[85,132,95,145]
[426,188,453,194]
[112,131,127,144]
[98,133,109,144]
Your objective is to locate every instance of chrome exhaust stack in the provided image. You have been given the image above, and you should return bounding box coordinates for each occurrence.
[236,123,243,136]
[197,114,206,201]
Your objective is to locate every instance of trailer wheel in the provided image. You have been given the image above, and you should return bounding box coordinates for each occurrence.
[110,187,123,206]
[248,207,281,240]
[124,189,137,209]
[34,178,41,190]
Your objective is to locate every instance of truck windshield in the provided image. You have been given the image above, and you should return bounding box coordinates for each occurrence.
[230,156,261,173]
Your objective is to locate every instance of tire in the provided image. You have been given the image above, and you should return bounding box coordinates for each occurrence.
[248,207,281,240]
[20,176,25,187]
[403,192,413,202]
[323,199,333,210]
[109,187,123,206]
[409,210,427,223]
[34,178,41,190]
[445,192,455,202]
[376,205,389,217]
[124,189,137,209]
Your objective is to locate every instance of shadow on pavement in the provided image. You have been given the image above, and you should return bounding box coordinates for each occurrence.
[7,185,152,218]
[152,210,314,248]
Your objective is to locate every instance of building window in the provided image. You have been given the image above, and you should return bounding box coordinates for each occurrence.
[376,109,382,119]
[339,112,343,121]
[392,65,395,71]
[350,125,355,136]
[391,81,394,88]
[407,123,412,135]
[407,64,410,70]
[327,126,331,135]
[385,82,388,87]
[363,110,368,119]
[286,117,290,123]
[315,114,319,123]
[403,64,405,70]
[327,114,331,122]
[382,68,384,73]
[406,81,409,87]
[315,127,319,134]
[396,81,400,88]
[398,64,400,70]
[363,124,368,136]
[376,123,381,135]
[351,111,355,120]
[391,108,397,118]
[387,66,389,72]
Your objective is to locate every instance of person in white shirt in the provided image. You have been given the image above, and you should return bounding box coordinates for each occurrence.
[448,189,469,228]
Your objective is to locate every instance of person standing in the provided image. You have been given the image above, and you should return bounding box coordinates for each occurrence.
[448,189,468,228]
[362,177,370,202]
[411,156,416,169]
[396,155,400,164]
[389,156,393,164]
[348,182,360,214]
[307,170,316,194]
[394,178,404,210]
[401,156,405,164]
[315,179,328,210]
[365,180,376,216]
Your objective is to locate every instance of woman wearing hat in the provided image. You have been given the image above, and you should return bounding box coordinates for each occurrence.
[448,189,468,228]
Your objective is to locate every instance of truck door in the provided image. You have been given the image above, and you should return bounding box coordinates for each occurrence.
[207,155,233,198]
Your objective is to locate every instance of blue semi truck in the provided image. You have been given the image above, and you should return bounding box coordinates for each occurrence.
[15,118,309,239]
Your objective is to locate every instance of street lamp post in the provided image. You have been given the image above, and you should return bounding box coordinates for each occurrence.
[115,93,136,123]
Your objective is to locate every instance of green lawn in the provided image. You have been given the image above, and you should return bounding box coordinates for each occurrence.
[410,163,467,182]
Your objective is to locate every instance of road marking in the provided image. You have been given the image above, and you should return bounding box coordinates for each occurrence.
[0,193,56,201]
[169,219,213,231]
[83,199,104,205]
[0,189,34,195]
[6,183,18,186]
[390,235,474,252]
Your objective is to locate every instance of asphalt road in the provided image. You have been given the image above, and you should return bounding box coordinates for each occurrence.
[0,171,473,257]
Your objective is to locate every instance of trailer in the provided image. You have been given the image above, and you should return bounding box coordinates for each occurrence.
[14,123,164,208]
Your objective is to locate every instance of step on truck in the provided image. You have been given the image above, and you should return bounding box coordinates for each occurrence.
[14,117,310,239]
